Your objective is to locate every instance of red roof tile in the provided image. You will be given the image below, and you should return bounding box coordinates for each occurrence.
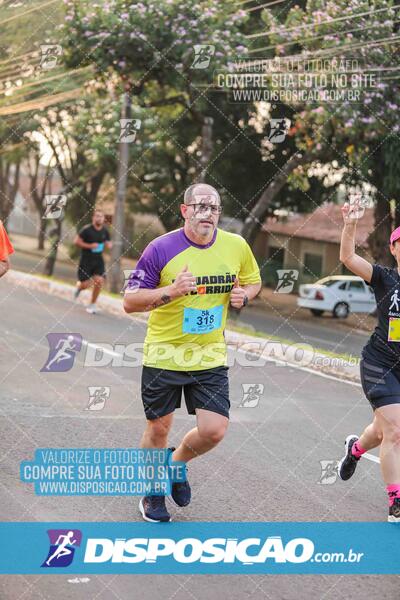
[263,202,374,247]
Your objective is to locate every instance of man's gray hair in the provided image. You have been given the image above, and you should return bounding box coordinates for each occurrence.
[183,183,220,205]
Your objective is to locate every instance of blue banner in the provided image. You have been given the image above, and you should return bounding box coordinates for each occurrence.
[20,448,185,496]
[0,522,399,574]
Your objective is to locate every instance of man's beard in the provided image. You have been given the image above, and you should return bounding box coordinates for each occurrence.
[190,217,214,236]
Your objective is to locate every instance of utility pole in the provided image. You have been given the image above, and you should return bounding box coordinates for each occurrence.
[198,116,213,183]
[109,90,131,293]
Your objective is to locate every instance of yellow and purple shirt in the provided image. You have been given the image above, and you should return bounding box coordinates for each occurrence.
[127,227,261,371]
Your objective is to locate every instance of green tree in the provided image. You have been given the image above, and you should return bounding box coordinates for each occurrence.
[241,0,399,264]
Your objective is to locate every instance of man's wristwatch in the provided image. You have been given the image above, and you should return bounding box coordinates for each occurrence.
[242,294,249,308]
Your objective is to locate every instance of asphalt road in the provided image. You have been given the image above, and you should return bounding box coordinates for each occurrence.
[11,251,370,358]
[0,278,398,599]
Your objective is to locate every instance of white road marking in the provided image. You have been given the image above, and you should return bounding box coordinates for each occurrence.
[363,452,380,464]
[234,347,362,387]
[82,341,121,358]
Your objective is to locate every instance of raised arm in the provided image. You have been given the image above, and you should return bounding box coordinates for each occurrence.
[340,200,373,283]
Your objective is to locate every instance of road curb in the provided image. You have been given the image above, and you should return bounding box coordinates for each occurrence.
[10,244,73,266]
[6,269,360,384]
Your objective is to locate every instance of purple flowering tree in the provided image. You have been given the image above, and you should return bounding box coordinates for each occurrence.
[61,0,248,107]
[61,0,249,289]
[242,0,399,263]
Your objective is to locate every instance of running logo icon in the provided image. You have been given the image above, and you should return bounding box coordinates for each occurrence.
[119,119,141,143]
[318,460,339,485]
[85,386,110,411]
[191,45,215,69]
[389,290,400,312]
[43,194,67,219]
[122,269,145,293]
[41,529,82,568]
[347,193,371,220]
[240,383,264,408]
[267,118,290,143]
[41,333,82,372]
[275,269,299,293]
[40,45,62,69]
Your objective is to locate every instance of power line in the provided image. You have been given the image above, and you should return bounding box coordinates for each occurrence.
[235,0,262,5]
[248,19,400,54]
[246,6,394,39]
[243,0,287,11]
[0,51,38,68]
[0,0,60,26]
[0,66,92,97]
[244,34,400,66]
[0,87,83,115]
[0,63,39,81]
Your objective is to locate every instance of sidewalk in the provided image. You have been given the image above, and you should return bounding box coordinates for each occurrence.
[9,232,139,271]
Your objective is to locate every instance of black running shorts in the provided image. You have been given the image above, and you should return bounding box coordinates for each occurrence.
[141,365,230,420]
[77,257,105,282]
[360,357,400,409]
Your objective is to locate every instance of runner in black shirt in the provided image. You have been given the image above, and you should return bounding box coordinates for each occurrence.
[73,209,112,314]
[338,196,400,522]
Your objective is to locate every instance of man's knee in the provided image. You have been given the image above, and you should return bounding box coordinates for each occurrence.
[146,417,172,442]
[93,276,103,287]
[198,421,228,445]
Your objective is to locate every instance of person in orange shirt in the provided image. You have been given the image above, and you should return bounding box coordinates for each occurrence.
[0,220,14,277]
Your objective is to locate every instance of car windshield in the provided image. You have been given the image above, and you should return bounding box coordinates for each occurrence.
[317,279,338,287]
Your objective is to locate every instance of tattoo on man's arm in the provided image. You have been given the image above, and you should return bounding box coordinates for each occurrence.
[150,294,171,309]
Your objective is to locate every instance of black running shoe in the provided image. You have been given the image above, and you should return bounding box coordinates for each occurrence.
[139,495,171,522]
[388,499,400,523]
[168,447,191,507]
[338,435,360,481]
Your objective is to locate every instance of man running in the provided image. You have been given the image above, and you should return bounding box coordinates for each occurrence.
[123,183,262,522]
[74,209,112,314]
[338,196,400,522]
[45,335,77,371]
[0,220,14,278]
[46,531,77,565]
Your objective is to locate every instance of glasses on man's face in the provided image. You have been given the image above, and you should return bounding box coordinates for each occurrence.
[187,203,223,215]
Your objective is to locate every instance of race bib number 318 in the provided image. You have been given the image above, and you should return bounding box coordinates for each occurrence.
[183,306,223,334]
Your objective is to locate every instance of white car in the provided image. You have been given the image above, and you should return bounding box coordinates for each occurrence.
[297,275,376,318]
